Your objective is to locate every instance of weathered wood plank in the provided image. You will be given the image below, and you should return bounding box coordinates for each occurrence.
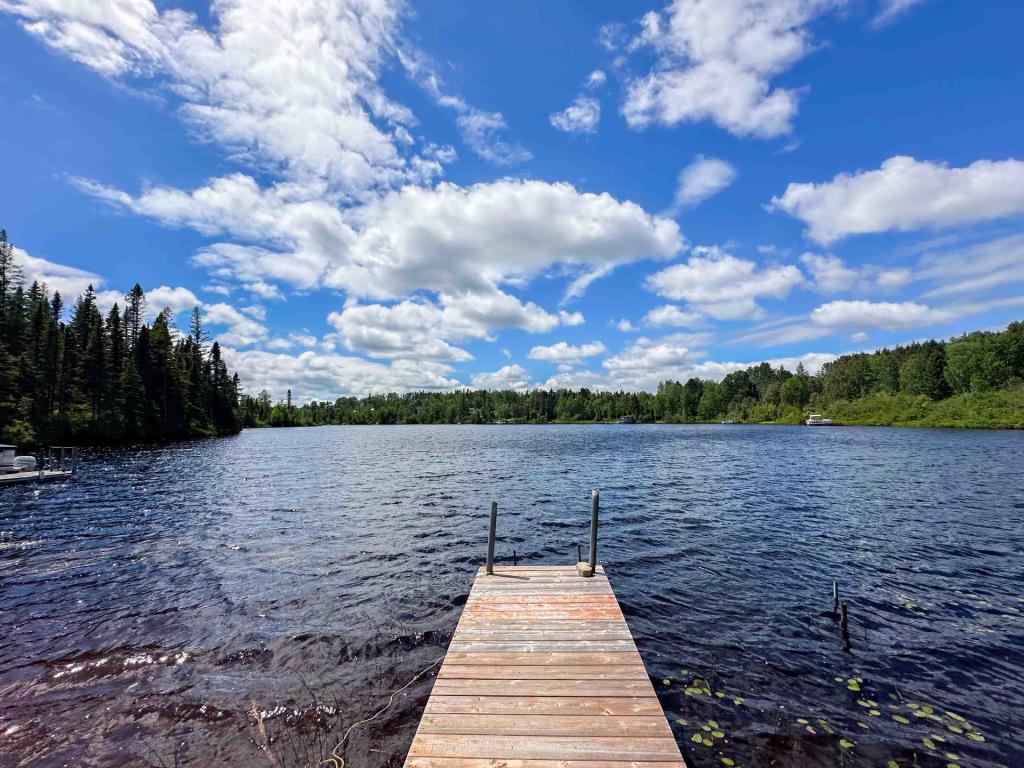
[452,633,633,644]
[407,760,686,768]
[431,678,655,697]
[418,714,673,737]
[442,651,643,666]
[408,735,681,762]
[423,695,665,716]
[447,641,639,653]
[438,664,647,680]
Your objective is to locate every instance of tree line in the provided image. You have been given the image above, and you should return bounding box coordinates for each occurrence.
[0,229,242,446]
[240,320,1024,427]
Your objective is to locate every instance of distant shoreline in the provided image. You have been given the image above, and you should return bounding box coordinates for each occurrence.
[245,386,1024,432]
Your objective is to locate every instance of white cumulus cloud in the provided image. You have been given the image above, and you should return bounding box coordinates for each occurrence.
[810,300,952,330]
[2,0,442,196]
[470,364,531,391]
[203,301,269,347]
[622,0,844,138]
[799,253,857,293]
[644,304,704,327]
[527,341,607,364]
[12,245,103,298]
[771,156,1024,244]
[646,246,803,320]
[147,285,200,315]
[670,155,737,211]
[223,347,463,401]
[550,96,601,134]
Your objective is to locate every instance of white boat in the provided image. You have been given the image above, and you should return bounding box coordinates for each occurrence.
[0,444,15,474]
[805,413,834,426]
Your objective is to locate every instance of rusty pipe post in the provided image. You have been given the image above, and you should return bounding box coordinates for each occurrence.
[485,501,497,575]
[588,489,599,572]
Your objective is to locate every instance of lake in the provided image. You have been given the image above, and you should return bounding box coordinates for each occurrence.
[1,425,1022,767]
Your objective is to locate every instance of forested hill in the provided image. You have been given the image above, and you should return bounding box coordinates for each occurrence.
[0,230,242,446]
[242,320,1024,429]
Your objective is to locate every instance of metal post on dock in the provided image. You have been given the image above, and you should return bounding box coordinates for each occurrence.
[71,448,79,476]
[485,501,497,575]
[578,489,599,577]
[589,489,599,570]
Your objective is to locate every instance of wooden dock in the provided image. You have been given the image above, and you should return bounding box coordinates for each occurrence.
[404,564,685,768]
[0,469,73,486]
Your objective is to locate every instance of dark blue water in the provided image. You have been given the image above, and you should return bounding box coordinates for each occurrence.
[1,425,1022,767]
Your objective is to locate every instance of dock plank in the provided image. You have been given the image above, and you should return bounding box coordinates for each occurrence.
[407,760,686,768]
[402,566,683,767]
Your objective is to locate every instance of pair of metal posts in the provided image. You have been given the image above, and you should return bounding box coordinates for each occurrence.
[485,489,599,576]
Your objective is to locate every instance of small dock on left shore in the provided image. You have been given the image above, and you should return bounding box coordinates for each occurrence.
[0,446,78,487]
[0,469,75,486]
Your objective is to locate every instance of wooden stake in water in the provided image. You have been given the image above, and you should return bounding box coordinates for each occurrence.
[833,580,840,615]
[840,601,850,644]
[485,501,497,575]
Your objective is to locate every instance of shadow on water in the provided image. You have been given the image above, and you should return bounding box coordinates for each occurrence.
[1,424,1022,767]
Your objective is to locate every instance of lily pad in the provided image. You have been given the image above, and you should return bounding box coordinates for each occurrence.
[839,738,855,750]
[892,715,910,724]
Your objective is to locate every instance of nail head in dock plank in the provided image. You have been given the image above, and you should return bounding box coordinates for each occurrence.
[404,565,685,768]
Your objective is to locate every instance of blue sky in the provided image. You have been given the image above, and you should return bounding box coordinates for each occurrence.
[2,0,1023,400]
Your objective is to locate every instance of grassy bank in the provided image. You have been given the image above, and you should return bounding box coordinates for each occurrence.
[812,386,1024,429]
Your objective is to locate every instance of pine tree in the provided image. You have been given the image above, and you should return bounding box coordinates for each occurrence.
[0,229,23,342]
[124,284,146,347]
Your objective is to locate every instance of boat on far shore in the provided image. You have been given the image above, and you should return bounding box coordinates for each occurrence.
[805,413,834,426]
